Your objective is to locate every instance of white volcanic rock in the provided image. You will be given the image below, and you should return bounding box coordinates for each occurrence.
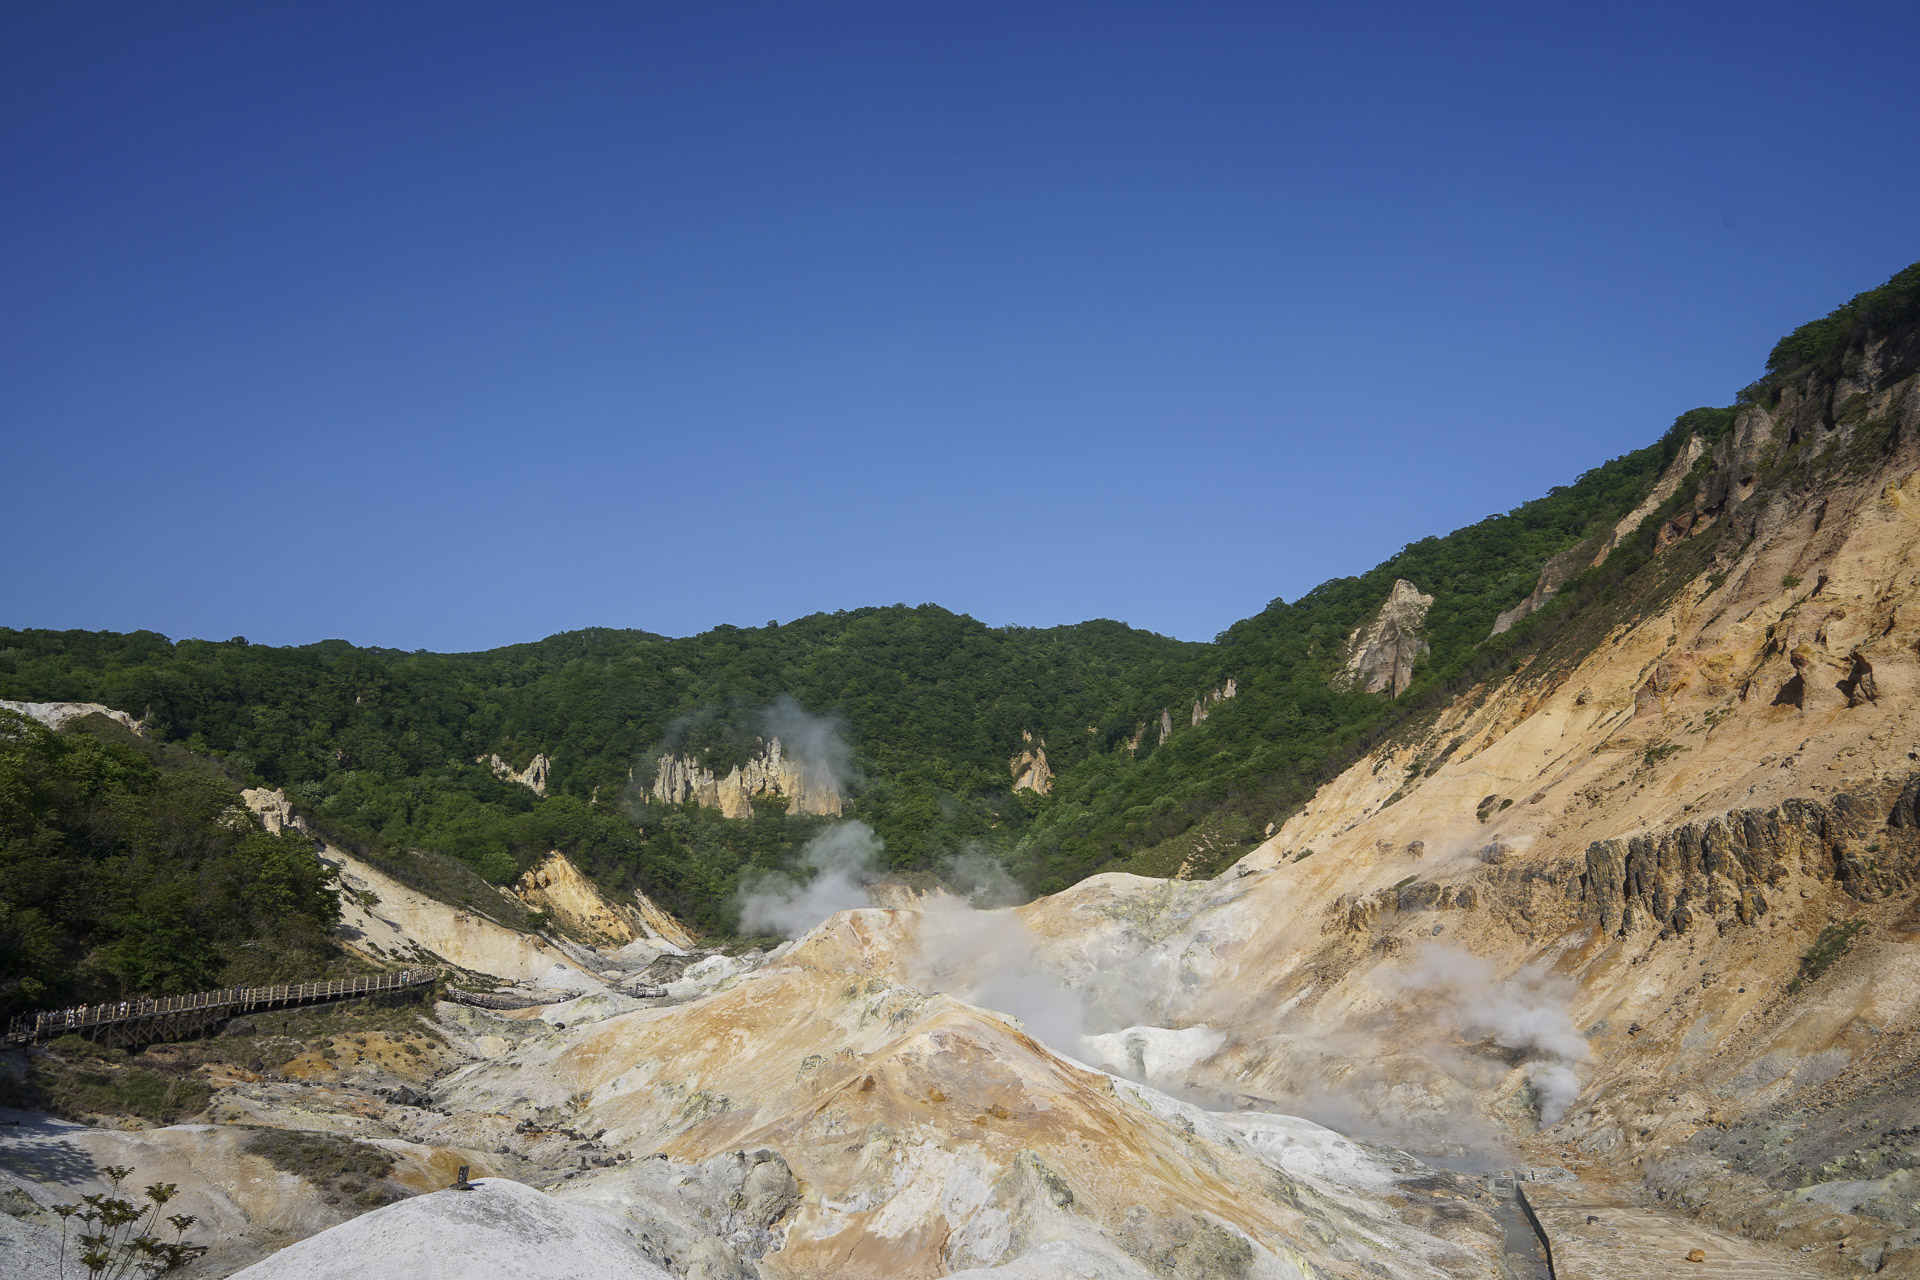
[662,952,747,1000]
[556,1148,800,1279]
[226,1177,672,1280]
[1081,1024,1226,1089]
[0,699,143,734]
[479,751,550,795]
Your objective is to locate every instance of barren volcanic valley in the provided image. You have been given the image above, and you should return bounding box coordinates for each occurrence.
[8,263,1920,1279]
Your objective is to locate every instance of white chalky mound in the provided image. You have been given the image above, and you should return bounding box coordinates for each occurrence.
[227,1177,672,1280]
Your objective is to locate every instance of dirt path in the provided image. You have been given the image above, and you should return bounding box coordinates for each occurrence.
[1522,1181,1824,1278]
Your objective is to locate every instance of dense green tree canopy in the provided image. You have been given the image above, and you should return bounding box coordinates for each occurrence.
[0,407,1699,929]
[0,711,340,1018]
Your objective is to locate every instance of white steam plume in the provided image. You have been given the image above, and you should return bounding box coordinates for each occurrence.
[911,895,1087,1055]
[738,821,882,937]
[1392,945,1592,1124]
[762,695,854,795]
[942,847,1027,908]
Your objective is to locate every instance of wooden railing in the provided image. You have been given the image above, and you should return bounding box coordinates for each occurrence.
[443,986,547,1011]
[3,968,437,1047]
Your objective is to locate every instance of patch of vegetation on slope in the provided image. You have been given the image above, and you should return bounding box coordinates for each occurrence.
[0,1033,214,1124]
[1753,261,1920,399]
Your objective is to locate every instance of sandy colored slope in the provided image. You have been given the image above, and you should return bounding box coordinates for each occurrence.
[1004,410,1920,1266]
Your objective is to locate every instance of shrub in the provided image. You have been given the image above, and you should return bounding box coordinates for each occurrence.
[1788,920,1867,994]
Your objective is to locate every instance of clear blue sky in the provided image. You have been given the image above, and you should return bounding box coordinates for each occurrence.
[4,3,1916,650]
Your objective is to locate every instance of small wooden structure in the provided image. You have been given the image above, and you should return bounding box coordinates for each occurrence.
[3,968,436,1050]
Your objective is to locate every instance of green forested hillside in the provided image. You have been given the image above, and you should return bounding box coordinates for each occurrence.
[0,711,342,1018]
[0,416,1694,927]
[4,261,1909,939]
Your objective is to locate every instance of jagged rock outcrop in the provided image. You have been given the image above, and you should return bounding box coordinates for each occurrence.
[1176,682,1238,731]
[1009,730,1053,795]
[1580,781,1919,937]
[511,850,695,951]
[650,737,843,818]
[1491,540,1596,635]
[1338,578,1432,697]
[242,786,304,836]
[479,752,550,795]
[1157,707,1173,744]
[0,699,143,734]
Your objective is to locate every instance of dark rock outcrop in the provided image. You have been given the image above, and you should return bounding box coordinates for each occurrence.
[1580,778,1920,937]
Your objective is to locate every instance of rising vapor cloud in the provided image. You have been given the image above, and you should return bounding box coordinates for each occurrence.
[737,821,883,937]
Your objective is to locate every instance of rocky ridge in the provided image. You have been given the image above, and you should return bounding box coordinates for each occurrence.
[0,698,144,735]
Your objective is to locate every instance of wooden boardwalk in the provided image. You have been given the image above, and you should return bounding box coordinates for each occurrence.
[3,968,436,1049]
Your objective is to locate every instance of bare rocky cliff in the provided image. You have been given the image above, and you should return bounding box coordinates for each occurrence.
[1008,730,1053,795]
[511,850,694,951]
[0,699,144,735]
[650,737,844,819]
[1491,435,1712,637]
[1338,577,1433,697]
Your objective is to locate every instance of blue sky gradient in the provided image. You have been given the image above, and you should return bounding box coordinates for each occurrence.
[4,2,1917,649]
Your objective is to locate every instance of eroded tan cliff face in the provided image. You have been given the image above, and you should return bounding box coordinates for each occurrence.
[238,790,694,979]
[1009,731,1053,795]
[1338,578,1433,698]
[511,850,694,951]
[651,737,845,818]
